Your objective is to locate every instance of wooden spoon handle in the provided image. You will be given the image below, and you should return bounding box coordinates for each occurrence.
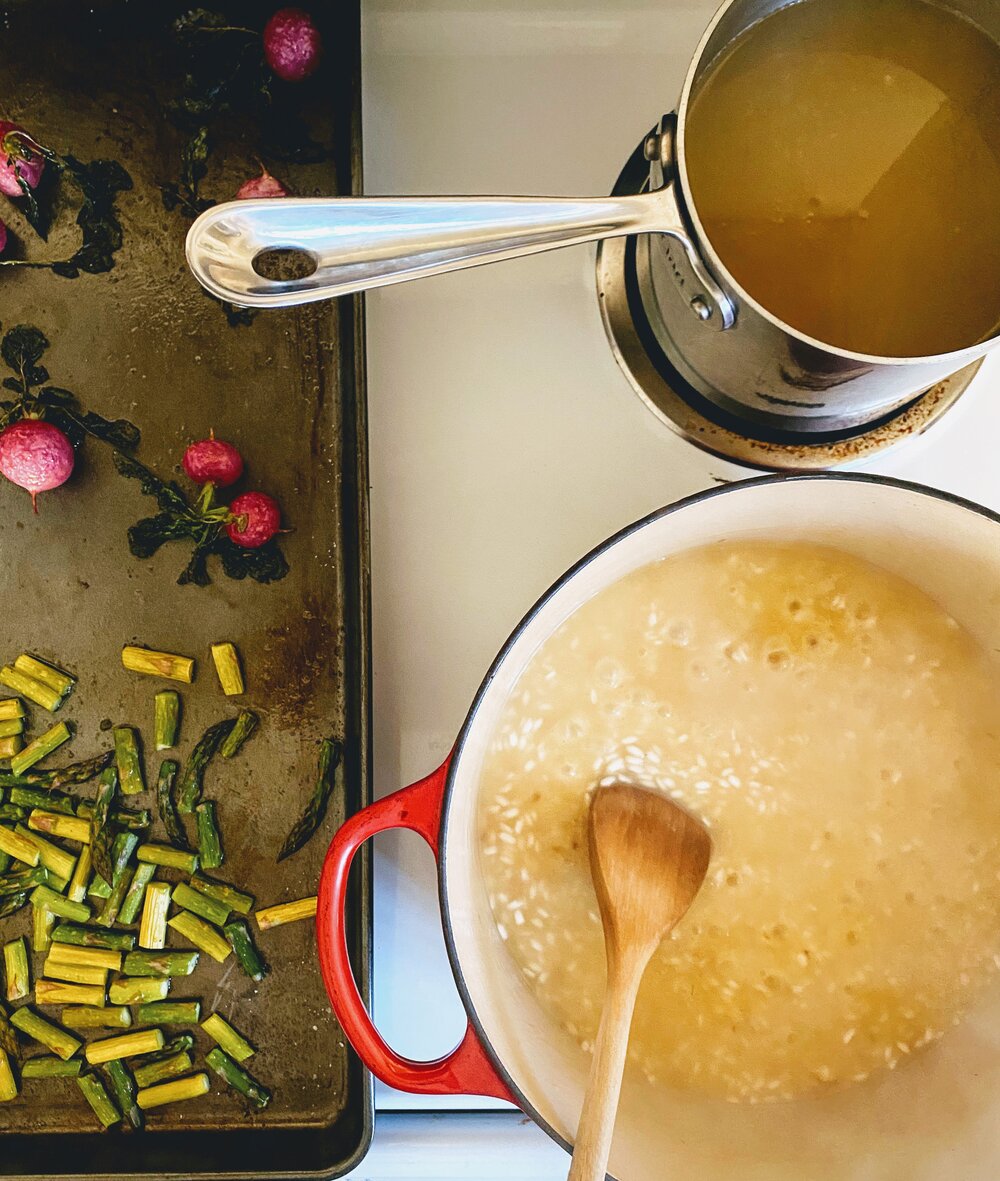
[568,952,646,1181]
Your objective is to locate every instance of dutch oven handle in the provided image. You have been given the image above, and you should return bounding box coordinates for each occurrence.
[317,760,515,1101]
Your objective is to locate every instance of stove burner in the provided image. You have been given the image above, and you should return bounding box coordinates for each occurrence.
[597,137,982,471]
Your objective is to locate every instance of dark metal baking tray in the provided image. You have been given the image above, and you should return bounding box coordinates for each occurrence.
[0,0,371,1176]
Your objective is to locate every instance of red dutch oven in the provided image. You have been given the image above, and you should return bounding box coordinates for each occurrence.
[317,474,1000,1181]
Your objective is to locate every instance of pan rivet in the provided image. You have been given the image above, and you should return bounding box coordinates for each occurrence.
[690,296,712,321]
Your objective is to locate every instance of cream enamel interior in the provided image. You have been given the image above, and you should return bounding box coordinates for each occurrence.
[442,477,1000,1181]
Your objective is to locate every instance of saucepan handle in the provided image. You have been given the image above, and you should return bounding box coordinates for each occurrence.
[317,759,515,1101]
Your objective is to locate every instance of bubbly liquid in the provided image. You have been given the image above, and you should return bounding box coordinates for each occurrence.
[684,0,1000,356]
[478,543,1000,1102]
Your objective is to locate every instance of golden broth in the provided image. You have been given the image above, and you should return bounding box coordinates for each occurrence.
[684,0,1000,357]
[478,542,1000,1102]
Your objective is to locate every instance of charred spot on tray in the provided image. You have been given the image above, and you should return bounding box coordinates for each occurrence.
[252,248,317,283]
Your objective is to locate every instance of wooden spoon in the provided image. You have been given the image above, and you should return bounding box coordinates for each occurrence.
[568,784,711,1181]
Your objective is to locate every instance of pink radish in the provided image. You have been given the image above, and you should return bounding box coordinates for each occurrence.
[227,491,281,548]
[0,121,44,198]
[0,419,74,511]
[182,434,244,487]
[236,166,289,200]
[263,8,322,82]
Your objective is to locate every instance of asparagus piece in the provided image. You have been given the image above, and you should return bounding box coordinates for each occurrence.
[195,801,223,870]
[141,1033,194,1063]
[104,1057,143,1129]
[255,896,318,931]
[136,843,197,873]
[172,881,229,927]
[77,1072,120,1127]
[52,924,135,952]
[202,1013,255,1062]
[113,727,145,796]
[35,981,106,1007]
[0,805,24,824]
[0,1049,16,1101]
[10,1007,81,1059]
[224,919,269,983]
[0,849,9,874]
[0,825,39,866]
[86,1029,164,1065]
[0,666,61,712]
[210,642,244,695]
[0,866,48,896]
[188,875,253,915]
[61,1006,132,1031]
[77,800,151,832]
[278,738,343,861]
[133,1049,193,1088]
[42,958,107,987]
[0,891,30,919]
[33,905,55,953]
[0,699,25,722]
[89,768,118,885]
[96,832,140,929]
[14,655,74,699]
[13,752,114,791]
[205,1048,270,1110]
[0,1001,17,1058]
[167,913,230,963]
[12,785,76,815]
[31,885,89,924]
[220,709,258,758]
[136,1001,200,1026]
[108,977,170,1005]
[139,882,171,950]
[21,1055,83,1078]
[11,722,73,777]
[118,862,156,927]
[0,736,23,760]
[67,844,93,904]
[17,826,76,881]
[154,691,180,751]
[3,936,30,1001]
[122,647,194,683]
[137,1072,209,1110]
[29,809,89,843]
[122,950,198,978]
[155,760,188,851]
[0,719,23,739]
[176,719,235,815]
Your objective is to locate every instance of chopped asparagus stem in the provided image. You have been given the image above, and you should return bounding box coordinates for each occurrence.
[133,1050,193,1089]
[0,891,30,919]
[122,950,199,979]
[0,1048,17,1101]
[0,851,9,875]
[143,1033,195,1063]
[278,738,343,862]
[14,655,74,699]
[155,760,188,851]
[93,765,121,884]
[103,1057,143,1129]
[173,881,229,927]
[0,806,24,824]
[0,866,47,897]
[31,884,90,924]
[0,699,25,722]
[77,1072,121,1128]
[86,1029,164,1065]
[139,882,172,950]
[0,1001,17,1058]
[4,752,115,792]
[52,924,135,951]
[0,825,40,866]
[136,844,198,873]
[202,1013,255,1062]
[255,896,318,931]
[166,912,231,963]
[205,1048,270,1110]
[195,801,223,870]
[67,844,93,904]
[0,736,23,759]
[113,727,145,796]
[137,1071,210,1110]
[188,875,253,915]
[176,718,236,815]
[17,825,76,881]
[220,709,258,759]
[35,980,106,1007]
[12,785,80,817]
[210,642,244,695]
[21,1055,83,1078]
[33,905,56,953]
[135,1001,201,1026]
[121,647,195,684]
[154,691,180,750]
[108,977,170,1005]
[4,936,30,1001]
[95,832,140,929]
[10,1007,81,1059]
[42,958,107,987]
[224,919,269,983]
[49,944,122,972]
[0,719,23,740]
[29,809,90,844]
[61,1006,132,1030]
[11,722,73,777]
[77,800,151,832]
[118,862,156,927]
[0,666,61,712]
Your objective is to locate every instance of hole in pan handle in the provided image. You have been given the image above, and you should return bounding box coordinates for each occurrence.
[317,759,515,1101]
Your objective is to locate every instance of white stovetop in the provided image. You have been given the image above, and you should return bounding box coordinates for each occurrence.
[359,0,1000,1150]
